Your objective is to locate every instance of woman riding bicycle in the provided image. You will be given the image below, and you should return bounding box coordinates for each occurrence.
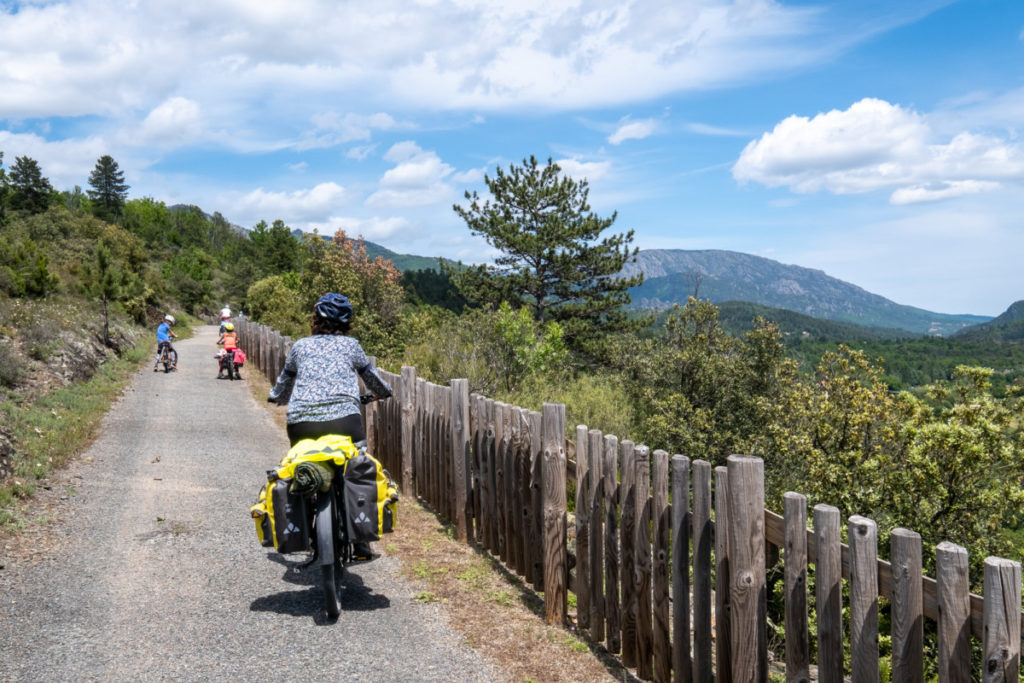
[267,293,392,447]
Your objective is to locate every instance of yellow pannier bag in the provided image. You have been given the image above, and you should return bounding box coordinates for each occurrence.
[250,435,359,553]
[250,484,272,548]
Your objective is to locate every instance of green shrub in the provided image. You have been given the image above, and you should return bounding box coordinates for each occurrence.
[503,371,634,442]
[0,343,26,388]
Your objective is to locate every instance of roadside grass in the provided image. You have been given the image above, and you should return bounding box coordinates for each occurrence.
[0,343,149,526]
[0,310,209,529]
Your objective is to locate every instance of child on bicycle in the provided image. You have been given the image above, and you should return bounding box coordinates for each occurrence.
[217,322,239,379]
[154,315,178,371]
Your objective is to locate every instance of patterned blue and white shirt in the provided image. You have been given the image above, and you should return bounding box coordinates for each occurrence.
[268,334,392,425]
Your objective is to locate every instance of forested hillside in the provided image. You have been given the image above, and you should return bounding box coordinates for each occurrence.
[4,152,1024,596]
[953,299,1024,341]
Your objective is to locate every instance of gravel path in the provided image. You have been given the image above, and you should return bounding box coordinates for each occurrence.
[0,326,502,682]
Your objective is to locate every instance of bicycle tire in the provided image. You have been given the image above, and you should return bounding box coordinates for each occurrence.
[315,493,341,619]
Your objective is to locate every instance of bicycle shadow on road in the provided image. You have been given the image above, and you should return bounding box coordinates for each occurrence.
[250,553,391,622]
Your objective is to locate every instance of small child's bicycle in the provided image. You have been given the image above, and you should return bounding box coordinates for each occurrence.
[158,345,174,373]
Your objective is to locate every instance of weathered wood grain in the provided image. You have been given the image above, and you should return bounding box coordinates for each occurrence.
[813,504,842,683]
[890,528,923,683]
[783,492,809,683]
[692,460,712,683]
[725,455,766,683]
[671,455,691,683]
[541,402,567,625]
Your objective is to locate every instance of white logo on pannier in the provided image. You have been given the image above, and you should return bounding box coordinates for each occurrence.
[355,511,371,527]
[285,522,302,534]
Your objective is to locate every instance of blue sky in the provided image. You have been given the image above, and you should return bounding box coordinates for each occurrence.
[1,0,1022,316]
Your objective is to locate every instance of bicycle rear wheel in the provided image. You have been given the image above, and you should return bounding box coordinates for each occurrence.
[314,492,341,619]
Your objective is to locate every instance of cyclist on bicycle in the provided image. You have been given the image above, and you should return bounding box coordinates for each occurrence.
[217,322,239,379]
[154,315,178,371]
[267,293,391,446]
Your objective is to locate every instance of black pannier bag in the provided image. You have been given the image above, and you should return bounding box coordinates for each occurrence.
[342,454,386,543]
[267,477,310,553]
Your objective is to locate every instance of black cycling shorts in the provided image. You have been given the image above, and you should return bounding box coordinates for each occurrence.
[287,414,365,447]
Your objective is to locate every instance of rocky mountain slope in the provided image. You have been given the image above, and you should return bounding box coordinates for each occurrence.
[622,249,989,336]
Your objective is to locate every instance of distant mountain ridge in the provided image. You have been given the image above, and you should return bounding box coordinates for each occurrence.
[952,300,1024,341]
[286,228,447,273]
[622,249,989,336]
[226,213,992,337]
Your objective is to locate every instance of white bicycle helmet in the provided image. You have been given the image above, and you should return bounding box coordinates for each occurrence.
[164,315,175,324]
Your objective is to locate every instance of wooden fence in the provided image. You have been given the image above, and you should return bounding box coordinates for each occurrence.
[236,318,1024,682]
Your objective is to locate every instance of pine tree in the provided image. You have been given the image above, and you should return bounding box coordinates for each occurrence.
[0,151,8,225]
[8,155,54,214]
[447,155,644,354]
[87,155,130,221]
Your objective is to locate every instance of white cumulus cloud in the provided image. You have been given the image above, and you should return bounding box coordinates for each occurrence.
[733,98,1024,204]
[608,118,658,145]
[366,143,455,208]
[137,97,204,146]
[232,182,349,223]
[555,158,612,182]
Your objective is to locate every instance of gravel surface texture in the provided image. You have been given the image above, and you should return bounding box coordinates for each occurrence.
[0,326,503,682]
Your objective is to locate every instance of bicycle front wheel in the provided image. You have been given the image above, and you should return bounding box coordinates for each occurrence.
[314,493,341,619]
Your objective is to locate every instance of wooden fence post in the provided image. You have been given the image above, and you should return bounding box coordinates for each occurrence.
[672,456,692,683]
[982,557,1021,682]
[503,404,516,570]
[588,429,605,643]
[849,515,879,683]
[692,460,712,683]
[260,325,268,379]
[652,449,670,683]
[364,356,377,455]
[634,445,653,680]
[400,366,416,494]
[814,504,843,683]
[575,424,591,631]
[495,402,507,562]
[713,465,731,683]
[518,408,533,582]
[603,434,621,654]
[725,455,766,683]
[485,398,498,554]
[541,402,567,625]
[450,379,470,542]
[936,541,971,683]
[890,528,923,683]
[620,440,638,668]
[415,378,426,500]
[509,408,523,575]
[470,395,482,545]
[784,492,810,683]
[529,410,543,591]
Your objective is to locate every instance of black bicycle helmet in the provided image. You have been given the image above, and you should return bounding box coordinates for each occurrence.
[314,292,353,324]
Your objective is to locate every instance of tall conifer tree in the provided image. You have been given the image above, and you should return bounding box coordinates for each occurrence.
[8,155,54,214]
[448,155,644,354]
[87,154,130,221]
